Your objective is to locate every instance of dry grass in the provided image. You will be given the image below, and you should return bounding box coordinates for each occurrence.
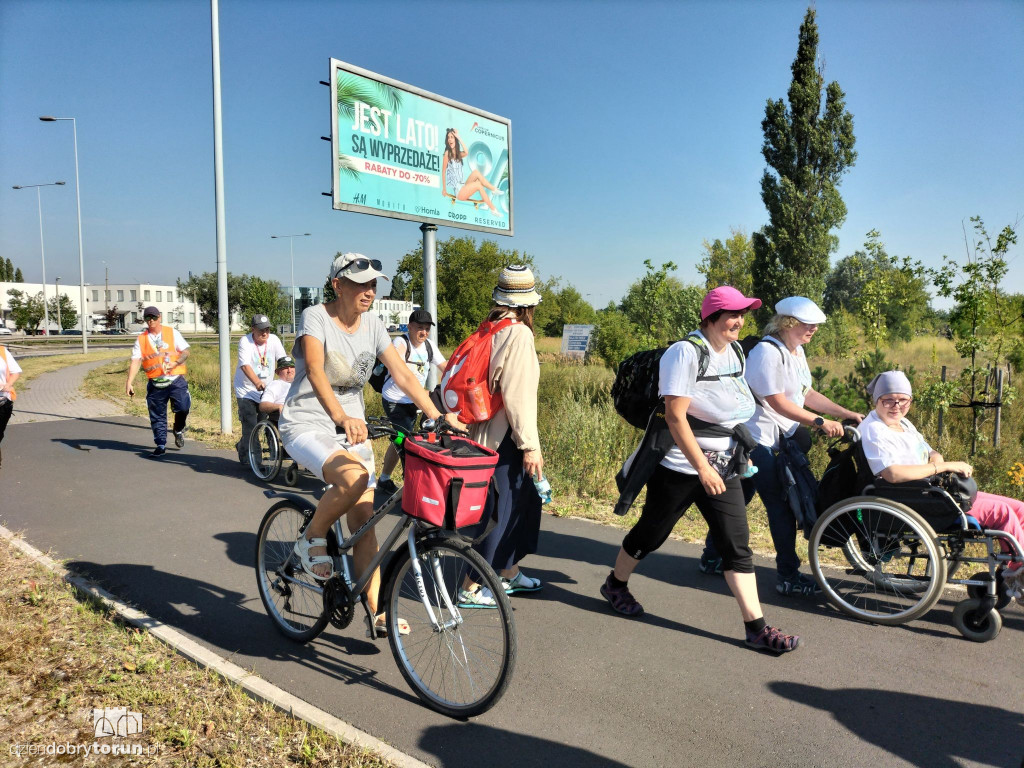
[0,539,393,768]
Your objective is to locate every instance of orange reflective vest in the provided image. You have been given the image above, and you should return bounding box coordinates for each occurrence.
[138,327,186,379]
[0,345,15,401]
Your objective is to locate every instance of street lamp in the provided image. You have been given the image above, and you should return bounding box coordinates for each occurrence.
[12,181,65,336]
[40,116,87,352]
[55,277,61,331]
[271,233,311,335]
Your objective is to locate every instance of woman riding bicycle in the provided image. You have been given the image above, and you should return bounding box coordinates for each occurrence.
[279,252,460,636]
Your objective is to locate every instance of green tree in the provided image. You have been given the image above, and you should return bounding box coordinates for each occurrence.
[102,305,120,330]
[6,289,44,331]
[240,276,290,327]
[392,237,536,345]
[932,215,1020,368]
[620,260,703,347]
[533,280,597,337]
[698,229,754,295]
[14,268,24,283]
[46,293,79,331]
[0,258,10,281]
[751,7,857,312]
[592,303,647,368]
[389,271,410,301]
[177,272,249,328]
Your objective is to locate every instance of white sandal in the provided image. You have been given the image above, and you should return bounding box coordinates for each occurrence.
[293,535,333,580]
[365,614,410,638]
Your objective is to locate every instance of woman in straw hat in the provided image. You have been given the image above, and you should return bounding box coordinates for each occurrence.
[457,265,545,607]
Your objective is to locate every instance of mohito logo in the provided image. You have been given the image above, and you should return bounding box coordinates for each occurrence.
[470,122,505,142]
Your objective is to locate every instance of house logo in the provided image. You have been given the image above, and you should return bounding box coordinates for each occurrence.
[93,708,143,738]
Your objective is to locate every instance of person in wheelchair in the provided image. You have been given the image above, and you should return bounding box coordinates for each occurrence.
[258,355,296,420]
[859,370,1024,601]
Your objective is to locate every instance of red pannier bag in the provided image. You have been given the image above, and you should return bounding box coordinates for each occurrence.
[401,433,499,530]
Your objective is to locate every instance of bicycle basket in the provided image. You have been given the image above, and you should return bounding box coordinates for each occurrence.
[401,434,499,530]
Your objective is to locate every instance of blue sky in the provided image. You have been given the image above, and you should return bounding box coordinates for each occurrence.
[1,0,1021,309]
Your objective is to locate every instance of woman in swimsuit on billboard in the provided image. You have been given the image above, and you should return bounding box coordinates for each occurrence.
[441,128,502,216]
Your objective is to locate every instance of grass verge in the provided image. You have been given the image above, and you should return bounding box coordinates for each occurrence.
[0,536,394,768]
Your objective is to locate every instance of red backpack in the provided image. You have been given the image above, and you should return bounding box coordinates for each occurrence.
[438,318,514,424]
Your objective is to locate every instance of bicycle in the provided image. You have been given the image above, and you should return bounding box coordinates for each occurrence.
[254,417,517,717]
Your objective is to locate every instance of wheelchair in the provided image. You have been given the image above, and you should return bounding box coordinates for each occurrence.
[808,430,1023,643]
[248,415,301,486]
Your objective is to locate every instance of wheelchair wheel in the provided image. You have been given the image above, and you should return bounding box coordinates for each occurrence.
[966,571,1011,611]
[249,421,283,482]
[809,497,947,625]
[283,463,299,486]
[952,598,1002,642]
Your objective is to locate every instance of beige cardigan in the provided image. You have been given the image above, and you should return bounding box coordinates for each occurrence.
[467,319,541,453]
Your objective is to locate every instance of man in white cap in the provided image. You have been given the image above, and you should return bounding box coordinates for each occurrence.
[234,313,287,466]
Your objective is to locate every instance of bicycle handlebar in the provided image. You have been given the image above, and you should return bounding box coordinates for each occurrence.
[335,416,468,442]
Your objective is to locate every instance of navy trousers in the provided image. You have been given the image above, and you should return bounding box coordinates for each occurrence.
[472,429,542,573]
[146,378,191,447]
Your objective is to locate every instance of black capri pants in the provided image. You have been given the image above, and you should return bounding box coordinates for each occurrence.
[621,464,754,574]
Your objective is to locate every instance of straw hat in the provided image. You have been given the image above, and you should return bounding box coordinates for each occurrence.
[493,265,542,307]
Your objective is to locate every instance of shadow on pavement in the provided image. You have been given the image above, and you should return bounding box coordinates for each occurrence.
[65,559,417,706]
[768,681,1024,768]
[418,723,631,768]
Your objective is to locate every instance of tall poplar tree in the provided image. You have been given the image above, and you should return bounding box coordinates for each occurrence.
[752,7,857,310]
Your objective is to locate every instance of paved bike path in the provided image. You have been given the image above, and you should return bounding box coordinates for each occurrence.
[3,408,1023,766]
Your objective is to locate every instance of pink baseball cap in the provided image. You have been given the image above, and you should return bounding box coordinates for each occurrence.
[700,286,762,319]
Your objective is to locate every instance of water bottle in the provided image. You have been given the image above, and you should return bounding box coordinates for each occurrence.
[533,475,552,505]
[740,463,758,479]
[465,377,490,421]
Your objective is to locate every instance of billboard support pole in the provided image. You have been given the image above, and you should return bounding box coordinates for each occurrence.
[420,222,438,390]
[211,0,231,435]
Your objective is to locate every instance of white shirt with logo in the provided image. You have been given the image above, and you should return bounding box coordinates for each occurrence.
[744,336,813,449]
[858,410,934,477]
[261,378,292,407]
[233,333,287,401]
[381,336,446,405]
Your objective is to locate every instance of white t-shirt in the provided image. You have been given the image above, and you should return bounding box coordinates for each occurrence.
[657,332,756,474]
[0,347,23,403]
[130,327,190,386]
[744,336,812,449]
[233,332,287,401]
[261,378,291,406]
[381,336,446,404]
[858,410,933,477]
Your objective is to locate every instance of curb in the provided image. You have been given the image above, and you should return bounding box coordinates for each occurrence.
[0,524,433,768]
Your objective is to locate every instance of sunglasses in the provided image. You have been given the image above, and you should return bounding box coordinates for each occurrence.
[334,258,382,278]
[144,316,160,321]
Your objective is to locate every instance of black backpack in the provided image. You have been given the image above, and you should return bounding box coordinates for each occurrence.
[368,335,434,393]
[611,333,744,430]
[815,436,873,516]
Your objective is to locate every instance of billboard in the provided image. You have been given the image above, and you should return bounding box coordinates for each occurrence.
[330,59,513,236]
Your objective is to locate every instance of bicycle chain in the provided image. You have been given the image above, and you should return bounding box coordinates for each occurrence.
[323,577,354,629]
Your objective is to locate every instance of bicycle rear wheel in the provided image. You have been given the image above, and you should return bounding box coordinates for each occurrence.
[255,500,330,642]
[382,534,516,718]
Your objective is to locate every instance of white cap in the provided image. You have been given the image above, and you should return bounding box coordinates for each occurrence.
[775,296,827,325]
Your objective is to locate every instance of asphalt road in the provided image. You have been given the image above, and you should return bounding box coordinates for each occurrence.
[3,414,1023,768]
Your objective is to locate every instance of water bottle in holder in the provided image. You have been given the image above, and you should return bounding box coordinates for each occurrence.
[465,377,490,422]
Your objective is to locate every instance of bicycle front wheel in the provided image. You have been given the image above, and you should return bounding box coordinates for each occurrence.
[382,534,516,718]
[255,500,329,643]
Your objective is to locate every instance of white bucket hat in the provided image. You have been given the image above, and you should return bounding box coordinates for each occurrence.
[775,296,827,325]
[493,265,542,308]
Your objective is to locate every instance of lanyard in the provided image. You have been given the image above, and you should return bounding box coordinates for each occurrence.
[254,340,268,368]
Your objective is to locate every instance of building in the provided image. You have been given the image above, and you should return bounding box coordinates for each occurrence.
[292,285,415,330]
[1,281,243,333]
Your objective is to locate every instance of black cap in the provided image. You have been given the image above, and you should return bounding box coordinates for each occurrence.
[251,314,271,330]
[143,306,160,319]
[275,355,295,370]
[408,309,434,326]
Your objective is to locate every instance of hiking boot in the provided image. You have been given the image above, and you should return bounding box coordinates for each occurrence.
[600,573,644,617]
[776,573,821,597]
[698,552,724,576]
[745,625,801,654]
[174,430,185,449]
[376,477,399,497]
[149,446,166,459]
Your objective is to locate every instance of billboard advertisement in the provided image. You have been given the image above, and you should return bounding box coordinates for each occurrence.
[330,59,513,236]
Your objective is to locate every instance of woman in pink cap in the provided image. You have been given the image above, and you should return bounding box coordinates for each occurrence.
[601,286,801,653]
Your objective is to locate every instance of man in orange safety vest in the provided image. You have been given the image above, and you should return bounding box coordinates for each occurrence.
[125,306,192,458]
